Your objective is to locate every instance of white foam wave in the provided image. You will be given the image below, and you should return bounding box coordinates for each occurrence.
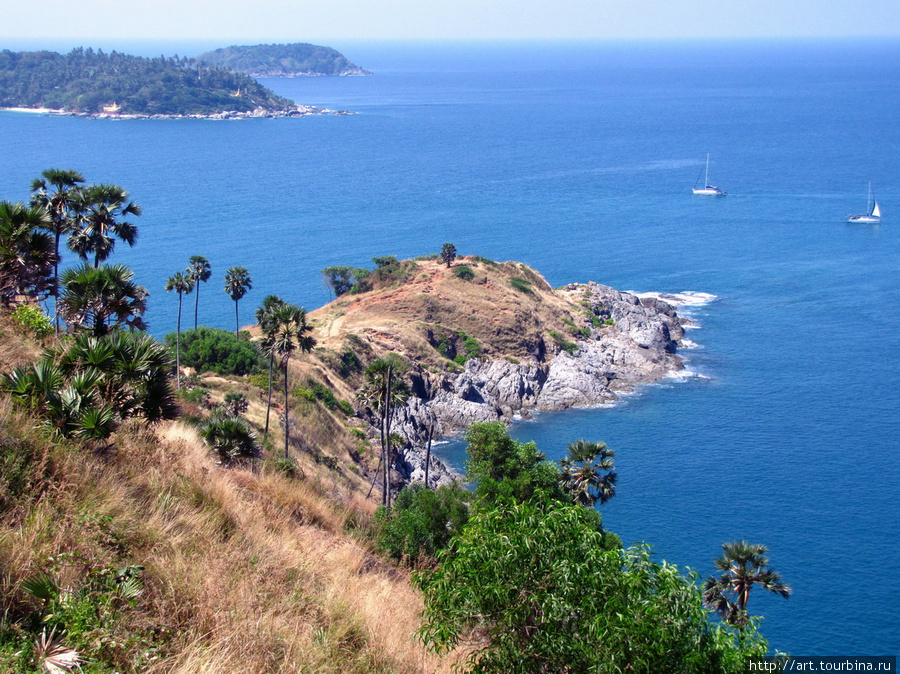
[680,338,702,349]
[634,290,718,308]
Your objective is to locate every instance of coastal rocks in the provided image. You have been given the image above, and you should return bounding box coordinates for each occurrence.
[390,282,689,485]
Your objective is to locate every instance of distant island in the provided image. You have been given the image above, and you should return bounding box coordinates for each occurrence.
[0,47,348,118]
[194,42,372,78]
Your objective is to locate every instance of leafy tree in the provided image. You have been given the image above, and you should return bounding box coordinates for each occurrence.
[186,255,211,330]
[58,263,148,335]
[29,168,86,332]
[440,242,457,268]
[165,271,194,389]
[269,303,315,459]
[164,327,266,376]
[0,201,55,307]
[703,541,792,631]
[357,356,411,506]
[199,413,259,466]
[255,294,287,441]
[322,265,356,297]
[559,438,617,507]
[372,255,399,268]
[224,266,252,336]
[68,184,141,267]
[464,421,564,505]
[375,482,471,565]
[417,495,767,672]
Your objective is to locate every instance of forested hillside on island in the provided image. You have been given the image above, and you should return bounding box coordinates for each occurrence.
[0,48,297,115]
[194,42,372,77]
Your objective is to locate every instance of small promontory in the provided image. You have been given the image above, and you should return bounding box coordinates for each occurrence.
[304,255,688,486]
[194,43,371,78]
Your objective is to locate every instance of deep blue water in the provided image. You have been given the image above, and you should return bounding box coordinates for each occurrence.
[1,39,898,657]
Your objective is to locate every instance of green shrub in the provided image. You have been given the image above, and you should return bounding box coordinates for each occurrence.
[166,327,266,376]
[604,318,616,326]
[11,304,53,339]
[508,276,533,294]
[549,331,578,355]
[338,348,363,378]
[294,387,316,403]
[338,399,354,416]
[453,265,475,281]
[471,255,497,266]
[375,483,471,565]
[312,383,338,409]
[198,413,259,465]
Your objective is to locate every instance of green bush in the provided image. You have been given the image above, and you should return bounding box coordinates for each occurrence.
[338,399,354,415]
[549,331,578,355]
[508,276,533,294]
[375,483,471,565]
[166,327,266,376]
[453,265,475,281]
[11,304,53,339]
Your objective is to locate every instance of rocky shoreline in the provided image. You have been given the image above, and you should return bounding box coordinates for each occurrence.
[1,105,354,120]
[389,282,693,487]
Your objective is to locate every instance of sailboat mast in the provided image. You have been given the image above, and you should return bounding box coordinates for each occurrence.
[705,153,710,187]
[867,182,873,215]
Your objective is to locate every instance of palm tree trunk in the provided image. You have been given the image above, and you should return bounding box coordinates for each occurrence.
[53,231,61,336]
[193,282,200,330]
[425,420,434,489]
[383,365,393,507]
[283,360,290,460]
[175,292,182,389]
[263,351,274,440]
[234,299,239,337]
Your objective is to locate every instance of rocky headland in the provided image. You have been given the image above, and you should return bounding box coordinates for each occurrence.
[305,257,693,489]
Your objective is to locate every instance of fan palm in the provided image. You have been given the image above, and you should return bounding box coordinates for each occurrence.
[702,541,792,630]
[357,356,411,506]
[186,255,211,330]
[224,266,252,336]
[559,439,617,507]
[199,413,259,465]
[269,303,315,459]
[0,201,55,307]
[165,271,194,389]
[59,263,148,335]
[68,184,141,267]
[30,168,86,332]
[255,294,287,440]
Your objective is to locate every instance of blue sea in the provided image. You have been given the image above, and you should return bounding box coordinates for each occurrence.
[1,39,898,657]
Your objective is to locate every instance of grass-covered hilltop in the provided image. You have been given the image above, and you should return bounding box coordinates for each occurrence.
[195,42,372,77]
[0,171,794,672]
[0,48,304,117]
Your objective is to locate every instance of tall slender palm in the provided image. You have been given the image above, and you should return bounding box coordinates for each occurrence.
[186,255,211,330]
[269,303,315,459]
[255,294,287,441]
[59,263,148,336]
[702,541,792,630]
[165,271,194,390]
[68,184,141,267]
[30,169,86,333]
[0,201,55,307]
[357,356,411,506]
[559,439,617,507]
[224,266,252,337]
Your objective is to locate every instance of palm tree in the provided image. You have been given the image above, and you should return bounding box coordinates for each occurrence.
[357,356,411,506]
[702,541,792,630]
[255,294,287,441]
[165,271,194,390]
[68,184,141,267]
[269,303,316,459]
[59,263,148,335]
[199,413,259,466]
[559,439,617,507]
[224,266,252,337]
[30,169,86,333]
[186,255,211,330]
[0,201,55,307]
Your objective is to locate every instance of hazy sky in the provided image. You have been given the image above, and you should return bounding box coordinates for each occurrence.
[3,0,899,43]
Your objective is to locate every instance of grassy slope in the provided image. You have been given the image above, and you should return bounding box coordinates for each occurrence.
[0,313,457,673]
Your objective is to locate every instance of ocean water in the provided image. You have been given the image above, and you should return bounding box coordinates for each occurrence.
[1,39,898,657]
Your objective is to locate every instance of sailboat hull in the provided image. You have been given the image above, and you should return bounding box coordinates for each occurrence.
[847,215,880,223]
[692,186,725,196]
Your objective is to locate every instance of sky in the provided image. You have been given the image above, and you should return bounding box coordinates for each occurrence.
[2,0,899,46]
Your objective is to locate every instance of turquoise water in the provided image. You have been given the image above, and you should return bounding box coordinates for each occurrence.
[1,39,898,656]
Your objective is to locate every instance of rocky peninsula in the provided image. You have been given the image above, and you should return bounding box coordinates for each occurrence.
[306,257,693,489]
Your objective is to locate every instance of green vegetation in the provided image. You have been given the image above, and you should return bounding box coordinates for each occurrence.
[0,47,296,115]
[186,255,211,330]
[452,265,475,281]
[508,276,533,294]
[195,42,370,77]
[164,326,266,376]
[10,303,53,339]
[165,270,194,389]
[548,330,578,355]
[199,412,259,465]
[223,266,252,336]
[440,242,457,268]
[0,201,54,308]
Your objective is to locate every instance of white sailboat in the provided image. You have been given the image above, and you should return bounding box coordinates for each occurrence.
[692,154,725,196]
[847,183,881,223]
